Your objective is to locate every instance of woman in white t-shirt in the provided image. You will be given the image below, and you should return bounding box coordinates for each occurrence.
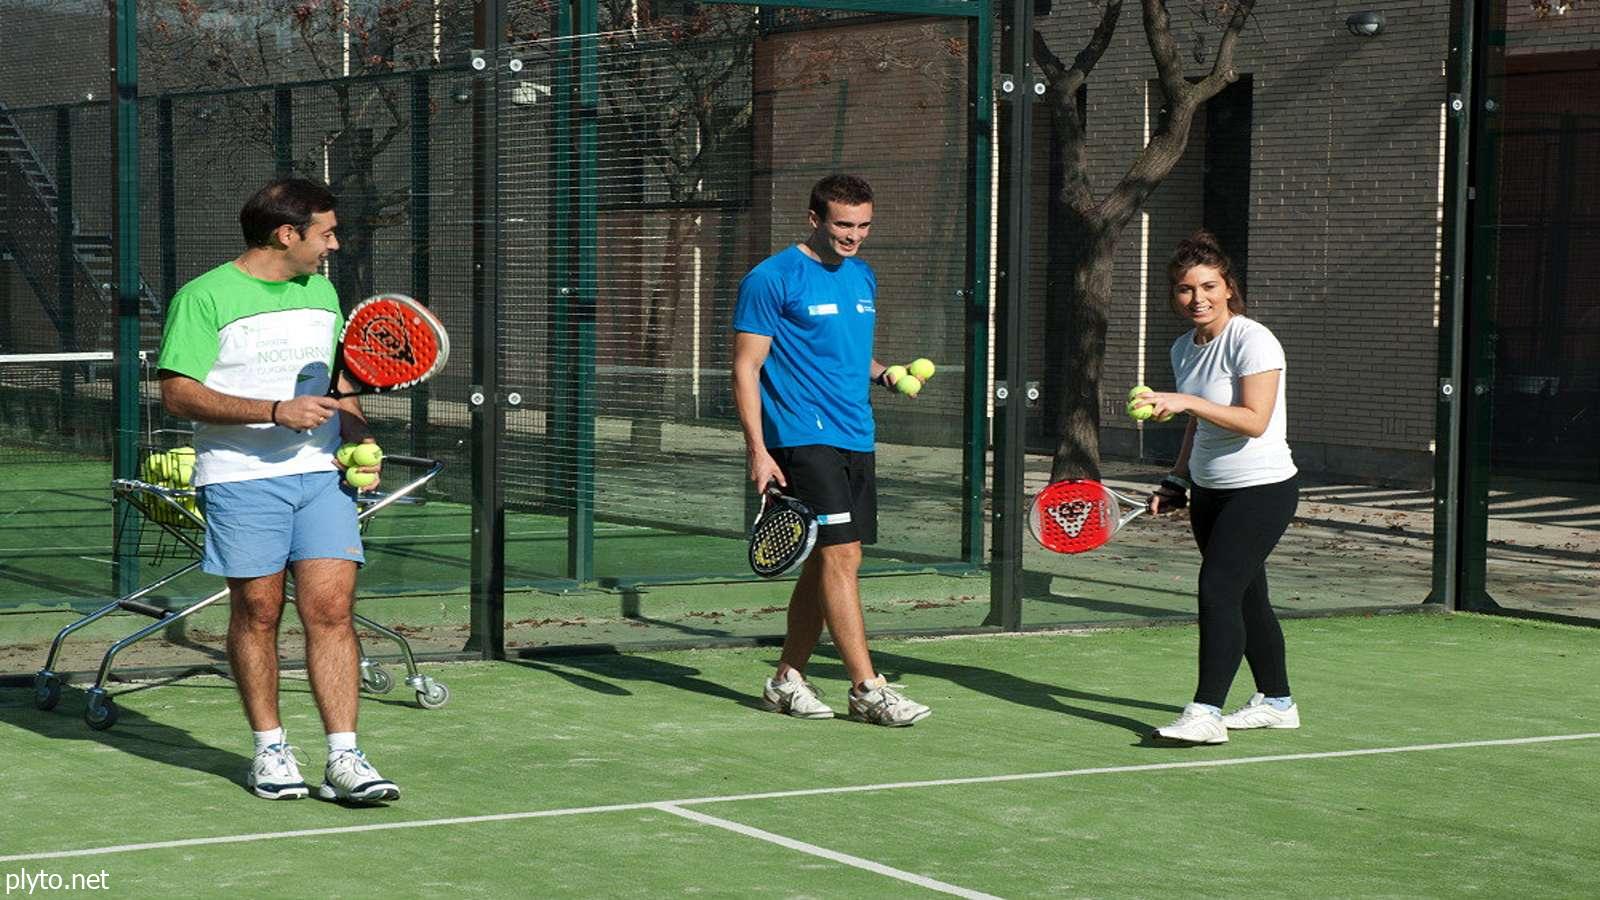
[1132,231,1301,745]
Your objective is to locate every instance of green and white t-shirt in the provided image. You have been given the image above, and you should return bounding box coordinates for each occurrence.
[157,262,345,486]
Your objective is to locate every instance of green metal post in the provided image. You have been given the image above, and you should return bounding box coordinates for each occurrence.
[569,0,598,582]
[547,3,573,565]
[1456,5,1504,612]
[468,0,507,658]
[1429,0,1475,610]
[157,96,177,306]
[409,73,432,459]
[274,87,293,178]
[987,0,1034,630]
[961,0,993,567]
[110,0,141,596]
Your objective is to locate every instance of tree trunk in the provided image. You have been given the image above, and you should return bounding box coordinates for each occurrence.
[1050,229,1116,481]
[631,207,696,453]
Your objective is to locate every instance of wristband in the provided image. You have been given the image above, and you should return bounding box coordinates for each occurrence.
[873,370,895,390]
[1162,473,1191,492]
[270,400,281,426]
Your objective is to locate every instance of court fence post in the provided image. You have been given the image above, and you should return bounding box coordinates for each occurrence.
[961,0,994,570]
[569,0,599,584]
[110,0,142,598]
[988,0,1035,631]
[468,0,508,659]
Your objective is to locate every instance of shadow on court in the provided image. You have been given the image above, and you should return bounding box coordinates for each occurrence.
[0,676,249,789]
[511,653,767,712]
[797,646,1175,739]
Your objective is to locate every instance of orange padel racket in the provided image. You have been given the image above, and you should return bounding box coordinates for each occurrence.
[1028,480,1149,554]
[328,292,449,398]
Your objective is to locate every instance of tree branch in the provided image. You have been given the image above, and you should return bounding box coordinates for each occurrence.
[1192,0,1257,102]
[1143,0,1188,104]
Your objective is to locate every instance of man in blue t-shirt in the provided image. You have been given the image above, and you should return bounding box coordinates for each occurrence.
[732,174,931,727]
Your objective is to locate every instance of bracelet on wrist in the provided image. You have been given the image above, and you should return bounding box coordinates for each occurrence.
[269,400,281,426]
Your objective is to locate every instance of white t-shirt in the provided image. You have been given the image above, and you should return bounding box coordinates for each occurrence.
[1170,315,1297,489]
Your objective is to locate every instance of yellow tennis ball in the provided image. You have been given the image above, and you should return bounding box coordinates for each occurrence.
[176,462,194,487]
[335,442,361,468]
[345,467,378,488]
[884,364,908,386]
[350,443,383,468]
[1128,384,1153,401]
[1156,411,1175,423]
[896,375,923,397]
[909,358,935,380]
[1126,397,1155,421]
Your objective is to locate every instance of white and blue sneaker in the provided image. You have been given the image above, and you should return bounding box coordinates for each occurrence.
[317,749,400,803]
[246,743,310,800]
[1222,693,1301,730]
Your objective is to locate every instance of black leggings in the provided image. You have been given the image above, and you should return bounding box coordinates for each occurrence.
[1188,475,1299,708]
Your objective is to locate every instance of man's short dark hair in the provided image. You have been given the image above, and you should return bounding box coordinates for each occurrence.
[240,178,338,248]
[808,175,873,219]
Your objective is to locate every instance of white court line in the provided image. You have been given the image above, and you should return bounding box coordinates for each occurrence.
[658,804,1001,900]
[2,732,1596,864]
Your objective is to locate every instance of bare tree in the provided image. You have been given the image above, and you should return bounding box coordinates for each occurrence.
[1031,0,1256,481]
[138,1,473,301]
[594,1,756,449]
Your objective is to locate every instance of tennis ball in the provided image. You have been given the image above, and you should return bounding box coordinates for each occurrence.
[155,451,175,484]
[909,358,936,381]
[884,364,907,387]
[1126,397,1155,421]
[345,467,378,489]
[896,374,923,398]
[335,442,361,468]
[350,443,383,468]
[1128,384,1153,401]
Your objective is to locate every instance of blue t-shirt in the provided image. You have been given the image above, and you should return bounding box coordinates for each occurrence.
[733,245,878,451]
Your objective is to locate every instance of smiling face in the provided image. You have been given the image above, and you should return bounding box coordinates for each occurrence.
[1172,264,1234,334]
[280,210,339,277]
[807,201,872,260]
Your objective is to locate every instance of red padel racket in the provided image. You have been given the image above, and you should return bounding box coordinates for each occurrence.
[1028,480,1148,554]
[328,292,449,398]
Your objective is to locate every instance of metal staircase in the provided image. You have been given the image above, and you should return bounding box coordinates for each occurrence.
[0,102,164,351]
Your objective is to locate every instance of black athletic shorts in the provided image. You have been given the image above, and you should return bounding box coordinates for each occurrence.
[769,444,877,546]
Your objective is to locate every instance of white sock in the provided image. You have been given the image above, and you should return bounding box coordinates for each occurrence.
[327,731,358,756]
[252,727,285,754]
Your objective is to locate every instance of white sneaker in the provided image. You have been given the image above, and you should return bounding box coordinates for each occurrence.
[1221,693,1301,730]
[317,749,400,803]
[848,676,931,727]
[246,743,310,800]
[761,669,835,719]
[1153,703,1229,744]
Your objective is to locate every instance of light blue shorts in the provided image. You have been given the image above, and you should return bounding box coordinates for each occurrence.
[199,471,364,578]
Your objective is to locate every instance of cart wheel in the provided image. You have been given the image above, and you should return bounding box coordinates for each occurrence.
[361,664,395,695]
[416,680,450,710]
[85,696,118,731]
[34,673,61,711]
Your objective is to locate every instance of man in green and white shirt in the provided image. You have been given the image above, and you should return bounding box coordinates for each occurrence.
[159,178,400,804]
